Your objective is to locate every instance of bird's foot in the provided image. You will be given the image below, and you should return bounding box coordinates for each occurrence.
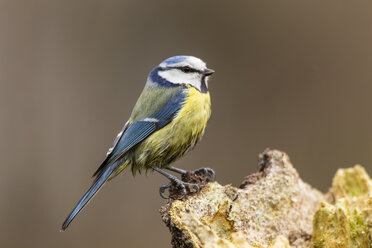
[192,167,216,179]
[181,167,216,185]
[153,165,215,200]
[159,179,200,200]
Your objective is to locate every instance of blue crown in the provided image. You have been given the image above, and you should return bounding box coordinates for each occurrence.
[161,56,189,66]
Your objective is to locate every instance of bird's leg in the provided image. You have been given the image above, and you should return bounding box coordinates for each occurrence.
[165,166,187,174]
[166,166,215,179]
[151,165,200,199]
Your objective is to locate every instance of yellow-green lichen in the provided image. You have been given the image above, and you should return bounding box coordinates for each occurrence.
[312,200,370,248]
[312,165,372,248]
[348,208,369,247]
[332,165,372,200]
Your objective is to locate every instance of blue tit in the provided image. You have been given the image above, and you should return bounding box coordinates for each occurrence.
[62,55,214,230]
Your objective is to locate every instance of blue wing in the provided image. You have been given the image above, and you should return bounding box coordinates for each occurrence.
[61,88,186,230]
[93,88,186,178]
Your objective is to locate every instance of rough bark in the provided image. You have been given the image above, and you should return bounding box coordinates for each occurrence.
[160,149,372,248]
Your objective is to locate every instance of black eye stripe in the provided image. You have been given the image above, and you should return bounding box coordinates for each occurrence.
[171,66,202,74]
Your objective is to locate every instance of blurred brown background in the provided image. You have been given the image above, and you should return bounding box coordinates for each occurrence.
[1,0,372,247]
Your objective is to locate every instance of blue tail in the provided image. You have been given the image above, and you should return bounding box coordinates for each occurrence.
[61,162,119,231]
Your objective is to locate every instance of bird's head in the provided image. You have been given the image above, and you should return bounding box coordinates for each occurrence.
[149,56,214,93]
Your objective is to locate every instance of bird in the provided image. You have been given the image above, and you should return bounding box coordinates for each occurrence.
[61,55,214,231]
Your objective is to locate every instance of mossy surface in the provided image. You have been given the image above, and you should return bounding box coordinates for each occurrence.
[332,165,372,199]
[311,165,372,248]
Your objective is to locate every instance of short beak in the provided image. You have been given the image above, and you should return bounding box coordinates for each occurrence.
[203,68,215,76]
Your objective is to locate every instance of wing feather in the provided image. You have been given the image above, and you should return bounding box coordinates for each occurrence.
[62,88,187,230]
[92,87,186,179]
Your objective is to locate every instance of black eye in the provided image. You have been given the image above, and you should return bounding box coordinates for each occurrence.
[180,66,193,73]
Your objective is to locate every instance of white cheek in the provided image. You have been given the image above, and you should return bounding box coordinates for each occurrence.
[158,70,202,91]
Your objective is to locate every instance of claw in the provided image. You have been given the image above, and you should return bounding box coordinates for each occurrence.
[159,182,172,199]
[183,182,200,194]
[178,185,187,200]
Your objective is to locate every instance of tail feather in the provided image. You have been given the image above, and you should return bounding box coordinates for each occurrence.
[61,162,119,231]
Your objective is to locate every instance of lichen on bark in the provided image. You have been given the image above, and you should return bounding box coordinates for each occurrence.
[160,149,372,248]
[311,165,372,248]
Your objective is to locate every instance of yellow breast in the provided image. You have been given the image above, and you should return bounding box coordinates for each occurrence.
[173,86,211,137]
[131,86,211,173]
